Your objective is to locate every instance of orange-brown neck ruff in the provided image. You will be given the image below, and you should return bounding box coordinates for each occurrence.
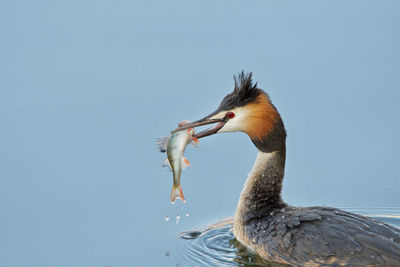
[243,93,286,153]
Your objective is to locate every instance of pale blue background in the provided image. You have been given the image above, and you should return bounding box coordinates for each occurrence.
[1,1,399,266]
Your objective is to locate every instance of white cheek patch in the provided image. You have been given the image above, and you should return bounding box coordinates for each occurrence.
[211,107,249,133]
[218,122,241,133]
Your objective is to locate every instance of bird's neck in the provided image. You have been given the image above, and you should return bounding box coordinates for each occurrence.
[233,149,286,230]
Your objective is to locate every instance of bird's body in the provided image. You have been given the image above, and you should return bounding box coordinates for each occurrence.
[238,205,400,266]
[172,72,400,266]
[233,151,400,266]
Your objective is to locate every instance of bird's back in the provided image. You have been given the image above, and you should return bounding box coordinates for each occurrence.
[244,206,400,266]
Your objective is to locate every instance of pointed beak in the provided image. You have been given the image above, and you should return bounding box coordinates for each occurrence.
[170,112,226,139]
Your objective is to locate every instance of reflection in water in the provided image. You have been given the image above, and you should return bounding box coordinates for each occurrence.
[167,207,400,267]
[174,218,289,266]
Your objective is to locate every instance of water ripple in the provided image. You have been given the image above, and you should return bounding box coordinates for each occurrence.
[174,218,288,266]
[169,207,400,267]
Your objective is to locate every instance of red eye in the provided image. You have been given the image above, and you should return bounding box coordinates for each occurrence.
[226,112,235,119]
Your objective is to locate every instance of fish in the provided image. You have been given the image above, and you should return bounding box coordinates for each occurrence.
[158,121,199,203]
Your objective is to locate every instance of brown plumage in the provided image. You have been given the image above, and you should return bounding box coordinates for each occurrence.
[242,94,280,144]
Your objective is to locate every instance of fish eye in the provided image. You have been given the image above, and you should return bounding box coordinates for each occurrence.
[226,112,235,119]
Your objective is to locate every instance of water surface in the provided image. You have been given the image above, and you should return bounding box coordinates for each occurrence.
[166,206,400,267]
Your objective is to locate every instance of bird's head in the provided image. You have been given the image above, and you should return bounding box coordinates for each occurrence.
[171,72,286,153]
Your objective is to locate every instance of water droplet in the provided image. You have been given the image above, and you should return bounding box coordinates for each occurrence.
[282,215,285,219]
[350,251,354,255]
[165,216,170,222]
[185,213,189,217]
[176,213,181,224]
[389,237,394,242]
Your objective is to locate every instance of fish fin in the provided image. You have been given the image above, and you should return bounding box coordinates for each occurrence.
[171,184,186,203]
[181,157,190,170]
[191,136,199,147]
[157,136,169,153]
[162,158,172,171]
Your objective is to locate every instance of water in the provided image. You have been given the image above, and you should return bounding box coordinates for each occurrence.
[165,206,400,267]
[175,218,284,267]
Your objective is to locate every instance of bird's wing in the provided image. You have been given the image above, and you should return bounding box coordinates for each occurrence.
[252,206,400,266]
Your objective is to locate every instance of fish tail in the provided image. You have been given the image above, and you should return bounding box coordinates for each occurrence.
[170,184,186,204]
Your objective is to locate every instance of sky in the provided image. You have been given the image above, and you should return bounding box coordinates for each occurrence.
[1,1,399,266]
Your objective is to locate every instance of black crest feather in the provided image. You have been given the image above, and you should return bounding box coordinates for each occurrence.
[218,71,261,111]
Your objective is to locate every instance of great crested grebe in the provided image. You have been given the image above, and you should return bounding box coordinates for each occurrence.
[172,72,400,266]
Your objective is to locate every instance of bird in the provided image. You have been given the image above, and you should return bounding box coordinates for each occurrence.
[171,72,400,266]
